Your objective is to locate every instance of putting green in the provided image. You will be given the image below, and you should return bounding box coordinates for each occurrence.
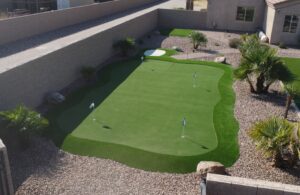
[47,58,239,173]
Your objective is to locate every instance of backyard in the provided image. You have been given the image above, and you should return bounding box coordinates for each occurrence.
[5,29,300,194]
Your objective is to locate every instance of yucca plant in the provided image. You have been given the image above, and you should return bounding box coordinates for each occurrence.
[249,117,294,167]
[0,105,49,147]
[290,123,300,166]
[190,31,207,50]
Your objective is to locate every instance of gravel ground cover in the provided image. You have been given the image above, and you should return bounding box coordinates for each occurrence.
[227,81,300,185]
[11,138,200,195]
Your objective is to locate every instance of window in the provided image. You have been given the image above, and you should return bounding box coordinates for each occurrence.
[283,15,298,33]
[236,7,255,22]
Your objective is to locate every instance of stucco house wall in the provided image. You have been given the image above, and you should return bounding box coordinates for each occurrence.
[265,1,300,45]
[206,0,266,32]
[0,0,11,11]
[69,0,95,8]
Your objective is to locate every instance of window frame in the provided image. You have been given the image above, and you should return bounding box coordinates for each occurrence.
[283,15,299,33]
[236,6,255,22]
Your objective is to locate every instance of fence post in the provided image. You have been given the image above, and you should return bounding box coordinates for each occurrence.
[0,139,14,195]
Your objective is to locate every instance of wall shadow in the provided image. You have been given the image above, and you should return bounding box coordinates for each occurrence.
[46,58,142,147]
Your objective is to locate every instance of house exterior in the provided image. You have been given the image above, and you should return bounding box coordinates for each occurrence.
[206,0,300,45]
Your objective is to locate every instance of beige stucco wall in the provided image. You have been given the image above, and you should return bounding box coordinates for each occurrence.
[0,0,11,11]
[267,3,300,45]
[0,10,158,109]
[207,0,265,32]
[158,9,207,29]
[0,0,160,46]
[263,5,276,41]
[69,0,95,8]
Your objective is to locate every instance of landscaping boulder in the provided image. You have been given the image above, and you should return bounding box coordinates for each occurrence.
[196,161,226,175]
[214,56,226,64]
[172,46,183,52]
[46,92,65,104]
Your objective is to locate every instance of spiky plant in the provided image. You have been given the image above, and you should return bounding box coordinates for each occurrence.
[249,117,294,167]
[190,31,207,50]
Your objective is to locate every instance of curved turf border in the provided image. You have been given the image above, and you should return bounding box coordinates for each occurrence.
[47,56,239,173]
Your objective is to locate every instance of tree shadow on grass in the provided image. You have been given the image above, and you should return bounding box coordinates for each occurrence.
[45,58,142,147]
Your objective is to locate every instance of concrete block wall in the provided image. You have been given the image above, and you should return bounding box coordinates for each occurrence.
[158,9,207,29]
[0,0,160,46]
[0,10,158,109]
[206,174,300,195]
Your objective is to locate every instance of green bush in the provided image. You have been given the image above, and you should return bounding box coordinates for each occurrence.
[190,31,207,49]
[113,37,136,56]
[0,105,49,147]
[229,38,242,49]
[249,117,296,167]
[80,66,97,82]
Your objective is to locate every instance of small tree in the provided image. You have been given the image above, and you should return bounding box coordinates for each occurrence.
[113,37,136,56]
[0,105,49,147]
[283,83,299,119]
[190,32,207,50]
[249,117,294,167]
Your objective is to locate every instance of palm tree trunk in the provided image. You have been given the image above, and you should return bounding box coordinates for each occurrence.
[246,76,256,93]
[284,95,293,119]
[256,73,265,94]
[273,150,283,167]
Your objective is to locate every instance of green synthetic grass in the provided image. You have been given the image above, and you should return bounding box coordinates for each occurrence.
[159,28,194,37]
[283,57,300,106]
[47,57,239,173]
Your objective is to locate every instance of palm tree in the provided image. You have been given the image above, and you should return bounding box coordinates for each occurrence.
[249,117,294,167]
[283,83,299,119]
[234,35,293,94]
[190,31,207,50]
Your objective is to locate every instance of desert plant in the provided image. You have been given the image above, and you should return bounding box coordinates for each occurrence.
[229,38,242,49]
[234,35,293,93]
[80,66,97,82]
[249,117,294,167]
[289,123,300,166]
[283,83,299,119]
[0,105,49,147]
[113,37,136,56]
[190,31,207,50]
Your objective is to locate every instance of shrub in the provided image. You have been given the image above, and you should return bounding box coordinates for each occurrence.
[249,117,295,167]
[190,31,207,49]
[0,105,49,147]
[229,38,242,49]
[278,42,287,49]
[80,66,97,82]
[113,37,136,56]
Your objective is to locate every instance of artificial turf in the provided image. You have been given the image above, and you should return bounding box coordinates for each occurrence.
[159,28,194,37]
[283,57,300,106]
[47,57,239,173]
